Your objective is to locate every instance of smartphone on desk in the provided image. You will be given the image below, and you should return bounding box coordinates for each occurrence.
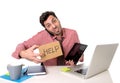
[65,43,88,64]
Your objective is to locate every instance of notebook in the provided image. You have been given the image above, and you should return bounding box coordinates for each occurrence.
[67,43,119,79]
[26,63,47,76]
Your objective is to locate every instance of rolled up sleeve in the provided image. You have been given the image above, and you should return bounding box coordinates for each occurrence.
[12,43,26,59]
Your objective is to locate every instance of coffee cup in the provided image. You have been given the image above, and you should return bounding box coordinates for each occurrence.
[7,63,23,80]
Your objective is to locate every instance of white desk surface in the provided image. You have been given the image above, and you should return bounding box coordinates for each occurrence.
[0,56,120,83]
[24,66,114,83]
[0,66,114,83]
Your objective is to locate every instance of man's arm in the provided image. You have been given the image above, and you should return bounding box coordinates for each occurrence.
[12,43,26,59]
[12,43,44,63]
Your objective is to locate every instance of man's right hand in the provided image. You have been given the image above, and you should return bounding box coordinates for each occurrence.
[19,45,45,63]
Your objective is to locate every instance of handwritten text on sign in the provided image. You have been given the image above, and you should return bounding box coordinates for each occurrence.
[38,41,63,61]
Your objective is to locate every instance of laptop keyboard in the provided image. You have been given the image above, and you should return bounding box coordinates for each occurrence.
[74,68,88,75]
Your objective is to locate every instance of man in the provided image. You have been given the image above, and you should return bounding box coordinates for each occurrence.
[12,11,83,66]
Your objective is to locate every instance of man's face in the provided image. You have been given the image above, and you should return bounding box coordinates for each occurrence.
[44,15,62,36]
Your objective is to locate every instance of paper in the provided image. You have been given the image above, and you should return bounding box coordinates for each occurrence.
[38,41,63,61]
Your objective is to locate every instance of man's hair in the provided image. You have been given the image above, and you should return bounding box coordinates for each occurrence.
[39,11,58,27]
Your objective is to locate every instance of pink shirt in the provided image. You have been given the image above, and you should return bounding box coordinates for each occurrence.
[12,28,80,65]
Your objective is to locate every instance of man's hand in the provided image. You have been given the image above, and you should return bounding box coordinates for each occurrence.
[79,55,84,62]
[65,60,75,66]
[20,45,45,63]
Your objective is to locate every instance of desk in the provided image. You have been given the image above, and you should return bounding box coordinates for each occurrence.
[25,66,113,83]
[1,66,112,83]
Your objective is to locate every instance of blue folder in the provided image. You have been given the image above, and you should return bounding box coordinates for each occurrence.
[0,68,33,83]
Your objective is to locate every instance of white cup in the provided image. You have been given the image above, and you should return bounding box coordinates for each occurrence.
[7,63,23,80]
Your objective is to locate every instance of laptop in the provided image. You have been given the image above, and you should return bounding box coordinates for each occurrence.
[67,43,119,79]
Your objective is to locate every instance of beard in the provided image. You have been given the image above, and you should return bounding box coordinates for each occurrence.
[45,27,62,36]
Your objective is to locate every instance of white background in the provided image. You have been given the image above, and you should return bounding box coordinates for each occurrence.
[0,0,120,83]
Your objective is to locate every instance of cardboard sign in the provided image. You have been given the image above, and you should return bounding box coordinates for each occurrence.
[38,41,63,61]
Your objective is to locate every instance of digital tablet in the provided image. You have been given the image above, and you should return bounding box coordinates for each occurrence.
[65,43,88,64]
